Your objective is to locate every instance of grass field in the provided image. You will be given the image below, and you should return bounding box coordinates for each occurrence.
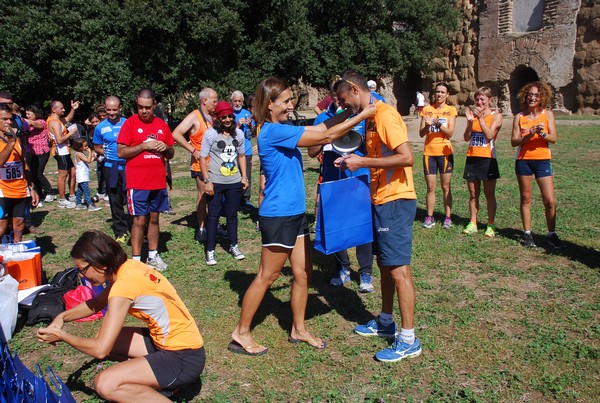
[7,118,599,402]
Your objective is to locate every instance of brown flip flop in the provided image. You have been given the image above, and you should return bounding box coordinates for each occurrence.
[227,340,268,356]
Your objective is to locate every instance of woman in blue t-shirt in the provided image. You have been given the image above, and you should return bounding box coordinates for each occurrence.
[228,77,376,355]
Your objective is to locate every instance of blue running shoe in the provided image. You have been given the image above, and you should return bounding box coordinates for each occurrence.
[375,337,422,362]
[354,317,396,338]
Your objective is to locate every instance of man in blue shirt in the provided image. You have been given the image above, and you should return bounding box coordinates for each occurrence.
[93,96,129,244]
[231,91,255,211]
[367,80,386,103]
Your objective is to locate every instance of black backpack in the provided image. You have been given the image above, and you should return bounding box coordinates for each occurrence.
[26,286,68,325]
[50,267,79,290]
[26,268,80,325]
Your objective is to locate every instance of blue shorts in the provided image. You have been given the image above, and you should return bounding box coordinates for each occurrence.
[372,199,416,267]
[127,189,169,216]
[515,159,553,178]
[423,155,453,175]
[259,213,308,248]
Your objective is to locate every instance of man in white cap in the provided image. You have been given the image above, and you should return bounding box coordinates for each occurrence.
[367,80,386,103]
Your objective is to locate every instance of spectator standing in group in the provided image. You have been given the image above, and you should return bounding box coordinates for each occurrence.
[462,87,503,237]
[419,82,457,229]
[86,112,107,201]
[72,138,101,212]
[231,90,255,211]
[200,101,248,265]
[24,105,54,204]
[511,82,564,249]
[93,96,129,244]
[333,71,421,362]
[117,89,175,271]
[0,104,39,242]
[416,91,426,114]
[367,80,386,103]
[172,88,218,243]
[47,99,80,208]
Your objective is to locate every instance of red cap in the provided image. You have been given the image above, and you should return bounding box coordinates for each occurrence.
[214,101,234,118]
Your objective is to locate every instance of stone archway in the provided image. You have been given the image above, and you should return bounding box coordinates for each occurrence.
[394,70,427,116]
[509,65,539,114]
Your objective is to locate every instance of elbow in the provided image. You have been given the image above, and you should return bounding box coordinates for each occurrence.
[406,155,415,167]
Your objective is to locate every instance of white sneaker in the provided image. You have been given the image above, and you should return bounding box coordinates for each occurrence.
[87,203,102,212]
[206,250,217,266]
[146,254,168,271]
[75,204,86,210]
[58,199,76,209]
[228,244,245,260]
[44,195,56,203]
[68,195,76,203]
[36,201,43,208]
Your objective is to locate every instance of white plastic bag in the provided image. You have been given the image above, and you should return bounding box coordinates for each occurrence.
[0,273,19,341]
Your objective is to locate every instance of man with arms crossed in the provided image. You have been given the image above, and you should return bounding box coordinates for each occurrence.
[118,89,174,271]
[334,72,421,362]
[94,96,129,244]
[172,88,218,243]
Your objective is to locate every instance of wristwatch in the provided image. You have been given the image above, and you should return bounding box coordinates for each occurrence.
[203,178,210,184]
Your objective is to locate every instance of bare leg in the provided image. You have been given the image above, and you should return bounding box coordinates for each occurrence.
[517,175,534,231]
[536,176,556,232]
[68,166,76,196]
[11,218,25,243]
[424,174,437,216]
[483,179,497,224]
[378,257,396,315]
[388,264,416,329]
[231,245,289,353]
[467,179,480,223]
[147,211,160,251]
[57,169,67,199]
[289,235,324,348]
[131,215,148,256]
[440,172,452,217]
[195,176,207,230]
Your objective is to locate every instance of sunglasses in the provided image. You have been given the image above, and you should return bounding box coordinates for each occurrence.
[334,75,357,88]
[220,114,235,120]
[527,93,540,98]
[77,263,92,276]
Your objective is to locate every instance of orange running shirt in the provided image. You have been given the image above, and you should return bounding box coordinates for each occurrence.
[421,104,457,156]
[46,116,70,157]
[366,101,416,205]
[467,112,497,158]
[190,110,211,172]
[109,259,204,350]
[0,139,29,198]
[516,110,551,160]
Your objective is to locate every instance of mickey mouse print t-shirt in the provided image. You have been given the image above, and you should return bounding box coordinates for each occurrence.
[200,127,245,185]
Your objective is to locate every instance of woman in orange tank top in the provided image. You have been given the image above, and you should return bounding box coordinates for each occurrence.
[462,87,503,237]
[511,82,564,249]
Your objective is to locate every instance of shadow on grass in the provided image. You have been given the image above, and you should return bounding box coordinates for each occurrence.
[30,210,49,228]
[224,267,332,333]
[415,206,471,229]
[170,212,197,228]
[498,227,600,269]
[35,235,57,257]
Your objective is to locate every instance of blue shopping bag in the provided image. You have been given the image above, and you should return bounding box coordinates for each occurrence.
[314,175,373,255]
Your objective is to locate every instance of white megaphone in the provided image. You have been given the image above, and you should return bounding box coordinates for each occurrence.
[332,130,362,156]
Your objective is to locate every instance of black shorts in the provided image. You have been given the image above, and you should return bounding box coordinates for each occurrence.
[190,170,205,180]
[463,157,500,181]
[0,197,30,219]
[54,154,74,171]
[142,330,206,390]
[423,155,453,175]
[259,213,308,248]
[515,159,553,178]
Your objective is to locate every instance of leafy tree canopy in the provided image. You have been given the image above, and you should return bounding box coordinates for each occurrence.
[0,0,458,117]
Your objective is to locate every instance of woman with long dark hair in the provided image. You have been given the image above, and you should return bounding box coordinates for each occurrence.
[511,82,564,249]
[200,101,248,265]
[38,231,205,401]
[229,77,376,355]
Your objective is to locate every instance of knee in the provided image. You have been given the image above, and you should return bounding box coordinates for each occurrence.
[94,371,116,400]
[520,193,532,204]
[543,197,556,210]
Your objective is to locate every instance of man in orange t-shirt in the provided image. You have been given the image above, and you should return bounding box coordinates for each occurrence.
[334,72,421,363]
[172,88,218,242]
[0,105,39,241]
